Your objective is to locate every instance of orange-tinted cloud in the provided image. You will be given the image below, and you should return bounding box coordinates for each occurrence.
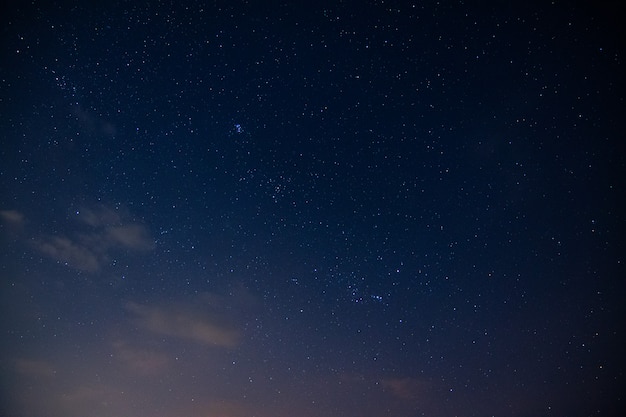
[126,297,242,347]
[381,376,431,401]
[14,358,57,378]
[113,341,170,375]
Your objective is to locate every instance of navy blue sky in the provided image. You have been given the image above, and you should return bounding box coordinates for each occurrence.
[1,1,624,416]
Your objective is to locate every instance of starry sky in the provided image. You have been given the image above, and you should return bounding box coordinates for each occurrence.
[1,1,624,416]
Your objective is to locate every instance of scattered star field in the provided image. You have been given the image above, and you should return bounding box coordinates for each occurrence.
[1,1,624,416]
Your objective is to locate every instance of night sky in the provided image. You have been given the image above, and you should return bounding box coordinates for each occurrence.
[1,1,624,416]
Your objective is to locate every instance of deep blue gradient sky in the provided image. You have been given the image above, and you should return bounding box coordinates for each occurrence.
[1,1,624,416]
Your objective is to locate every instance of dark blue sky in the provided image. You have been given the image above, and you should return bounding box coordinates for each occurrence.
[1,1,624,416]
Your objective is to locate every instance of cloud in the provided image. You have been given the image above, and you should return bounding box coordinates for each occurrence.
[381,377,431,401]
[1,209,27,236]
[72,104,117,138]
[0,209,25,225]
[169,399,282,417]
[78,206,123,227]
[113,341,170,375]
[14,358,57,378]
[125,294,243,347]
[106,224,155,250]
[31,205,154,272]
[37,236,102,272]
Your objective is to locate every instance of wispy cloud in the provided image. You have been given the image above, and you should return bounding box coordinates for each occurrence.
[14,358,57,378]
[106,224,155,250]
[381,376,431,401]
[0,209,25,225]
[72,103,117,138]
[31,205,154,272]
[37,236,101,272]
[113,341,171,375]
[77,206,123,227]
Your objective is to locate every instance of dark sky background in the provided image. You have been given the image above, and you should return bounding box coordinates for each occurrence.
[1,1,624,416]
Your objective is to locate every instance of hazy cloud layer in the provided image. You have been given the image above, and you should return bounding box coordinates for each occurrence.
[4,289,267,417]
[3,288,459,417]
